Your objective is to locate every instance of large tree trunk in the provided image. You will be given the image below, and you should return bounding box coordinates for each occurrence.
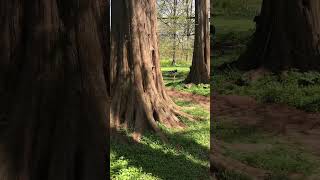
[0,0,108,179]
[237,0,320,72]
[185,0,210,84]
[111,0,189,141]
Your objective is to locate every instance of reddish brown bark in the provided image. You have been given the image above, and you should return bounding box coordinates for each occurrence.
[110,0,190,141]
[185,0,210,84]
[0,0,108,179]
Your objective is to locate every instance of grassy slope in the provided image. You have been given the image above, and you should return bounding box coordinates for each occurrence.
[212,0,320,179]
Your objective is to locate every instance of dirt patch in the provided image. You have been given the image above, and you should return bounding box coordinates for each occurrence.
[166,88,209,110]
[211,92,320,179]
[211,92,320,136]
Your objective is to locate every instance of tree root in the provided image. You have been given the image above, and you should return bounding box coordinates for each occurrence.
[210,149,271,180]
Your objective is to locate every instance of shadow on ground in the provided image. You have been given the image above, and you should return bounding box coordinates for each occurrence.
[111,127,209,180]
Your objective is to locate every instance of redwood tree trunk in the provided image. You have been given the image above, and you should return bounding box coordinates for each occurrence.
[237,0,320,71]
[111,0,188,141]
[0,1,108,179]
[185,0,210,84]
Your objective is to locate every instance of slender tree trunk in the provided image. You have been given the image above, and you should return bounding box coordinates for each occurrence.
[111,0,189,141]
[0,1,108,179]
[185,0,191,62]
[172,0,178,66]
[185,0,210,84]
[237,0,320,72]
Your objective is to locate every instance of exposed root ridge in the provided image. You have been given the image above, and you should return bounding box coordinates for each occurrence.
[111,89,195,144]
[210,146,271,180]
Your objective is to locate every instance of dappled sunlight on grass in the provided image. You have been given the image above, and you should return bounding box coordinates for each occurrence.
[110,101,210,180]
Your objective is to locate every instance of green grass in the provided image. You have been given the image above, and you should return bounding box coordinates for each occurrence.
[110,101,210,180]
[214,17,255,37]
[212,69,320,112]
[214,120,320,179]
[213,0,262,17]
[161,60,210,96]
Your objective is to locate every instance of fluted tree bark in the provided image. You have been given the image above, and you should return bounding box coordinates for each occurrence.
[110,0,190,141]
[0,0,109,179]
[237,0,320,71]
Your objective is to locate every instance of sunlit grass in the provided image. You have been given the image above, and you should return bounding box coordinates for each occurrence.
[110,100,210,180]
[214,119,320,179]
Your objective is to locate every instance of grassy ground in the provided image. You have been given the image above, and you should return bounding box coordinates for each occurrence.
[110,60,210,180]
[214,120,320,179]
[213,0,262,17]
[161,59,210,97]
[212,0,320,179]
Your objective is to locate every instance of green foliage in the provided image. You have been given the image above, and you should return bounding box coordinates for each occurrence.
[158,0,195,63]
[212,69,320,112]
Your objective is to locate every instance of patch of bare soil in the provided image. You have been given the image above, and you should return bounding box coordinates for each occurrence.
[166,88,209,110]
[210,92,320,179]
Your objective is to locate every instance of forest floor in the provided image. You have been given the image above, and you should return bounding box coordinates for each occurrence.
[212,1,320,179]
[110,60,210,180]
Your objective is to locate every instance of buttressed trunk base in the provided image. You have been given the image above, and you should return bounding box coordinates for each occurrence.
[111,0,192,142]
[185,0,210,84]
[237,0,320,72]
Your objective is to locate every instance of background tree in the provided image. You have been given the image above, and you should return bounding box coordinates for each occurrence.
[0,0,108,179]
[111,0,191,141]
[185,0,210,84]
[237,0,320,72]
[157,0,195,64]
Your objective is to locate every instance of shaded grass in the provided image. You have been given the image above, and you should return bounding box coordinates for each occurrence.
[111,99,210,180]
[214,17,255,38]
[213,120,320,179]
[212,68,320,112]
[215,171,251,180]
[213,0,262,17]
